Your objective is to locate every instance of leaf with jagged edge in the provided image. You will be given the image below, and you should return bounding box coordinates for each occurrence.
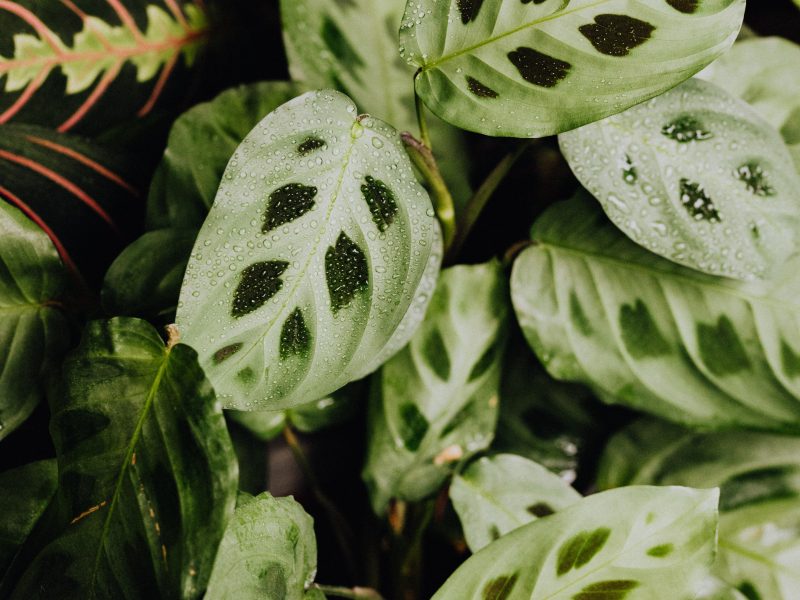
[700,37,800,172]
[363,261,508,514]
[451,454,581,553]
[8,317,238,600]
[432,485,719,600]
[400,0,745,138]
[559,78,800,281]
[205,492,319,600]
[511,192,800,433]
[599,419,800,600]
[0,201,69,441]
[177,90,441,411]
[280,0,472,207]
[0,0,209,135]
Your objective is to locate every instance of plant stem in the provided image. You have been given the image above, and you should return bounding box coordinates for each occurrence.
[282,426,358,580]
[445,140,534,265]
[312,584,385,600]
[413,75,432,149]
[402,132,456,250]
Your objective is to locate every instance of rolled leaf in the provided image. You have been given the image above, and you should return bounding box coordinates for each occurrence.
[510,192,800,432]
[10,317,238,599]
[432,486,719,600]
[400,0,745,137]
[0,0,209,135]
[177,90,441,411]
[0,201,69,440]
[205,493,318,600]
[363,261,508,513]
[559,78,800,281]
[451,454,581,552]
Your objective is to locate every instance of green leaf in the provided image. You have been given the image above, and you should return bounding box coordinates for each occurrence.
[9,317,238,599]
[0,200,69,440]
[177,90,441,411]
[280,0,472,206]
[599,419,800,600]
[363,261,508,513]
[102,228,197,319]
[400,0,745,137]
[205,492,317,600]
[0,1,209,135]
[0,460,57,577]
[451,454,581,552]
[432,486,719,600]
[147,81,306,231]
[559,78,800,281]
[511,192,800,432]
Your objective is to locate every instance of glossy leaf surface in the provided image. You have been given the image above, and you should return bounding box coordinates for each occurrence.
[560,78,800,280]
[177,90,441,411]
[400,0,745,137]
[363,261,508,513]
[511,192,800,432]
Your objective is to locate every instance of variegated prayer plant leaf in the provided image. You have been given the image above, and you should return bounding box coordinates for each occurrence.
[560,78,800,281]
[433,486,719,600]
[511,192,800,432]
[363,261,508,513]
[400,0,745,137]
[0,0,209,135]
[599,419,800,600]
[177,90,441,411]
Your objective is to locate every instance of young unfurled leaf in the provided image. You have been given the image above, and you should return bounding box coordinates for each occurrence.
[559,79,800,281]
[363,261,508,513]
[400,0,745,137]
[451,454,581,552]
[206,493,318,600]
[0,201,69,441]
[0,1,209,135]
[599,419,800,600]
[177,90,441,411]
[9,318,237,599]
[510,192,800,433]
[432,486,719,600]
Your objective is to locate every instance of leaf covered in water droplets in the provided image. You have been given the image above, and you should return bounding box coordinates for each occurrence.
[177,90,441,411]
[400,0,745,137]
[559,78,800,280]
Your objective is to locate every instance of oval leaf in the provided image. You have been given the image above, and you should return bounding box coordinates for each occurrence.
[559,78,800,280]
[510,192,800,432]
[433,486,719,600]
[363,261,508,513]
[177,90,441,411]
[400,0,745,137]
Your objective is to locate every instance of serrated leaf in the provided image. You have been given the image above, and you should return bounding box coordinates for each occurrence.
[400,0,745,138]
[0,200,69,440]
[363,261,508,513]
[451,454,581,552]
[205,493,317,600]
[177,90,441,411]
[432,486,719,600]
[9,318,237,599]
[510,192,800,432]
[599,419,800,600]
[0,1,209,135]
[559,78,800,281]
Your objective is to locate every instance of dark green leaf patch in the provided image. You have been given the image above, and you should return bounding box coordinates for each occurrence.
[321,16,364,76]
[646,543,674,557]
[719,467,800,511]
[483,573,519,600]
[527,502,555,517]
[619,300,670,359]
[213,343,244,364]
[736,163,776,197]
[508,47,572,88]
[680,179,720,223]
[361,176,399,232]
[662,115,713,142]
[666,0,700,14]
[573,580,639,600]
[423,329,452,380]
[399,402,429,451]
[781,340,800,378]
[457,0,485,24]
[557,527,611,576]
[570,292,593,336]
[297,137,326,156]
[468,345,497,381]
[697,315,751,376]
[738,582,762,600]
[280,308,312,359]
[232,261,289,318]
[622,155,638,185]
[466,76,499,98]
[325,232,369,313]
[263,183,318,232]
[579,15,655,57]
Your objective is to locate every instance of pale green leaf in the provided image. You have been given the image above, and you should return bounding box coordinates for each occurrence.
[432,486,719,600]
[559,78,800,280]
[177,90,441,411]
[206,493,317,600]
[599,419,800,600]
[363,261,508,513]
[510,192,800,432]
[400,0,745,137]
[451,454,581,552]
